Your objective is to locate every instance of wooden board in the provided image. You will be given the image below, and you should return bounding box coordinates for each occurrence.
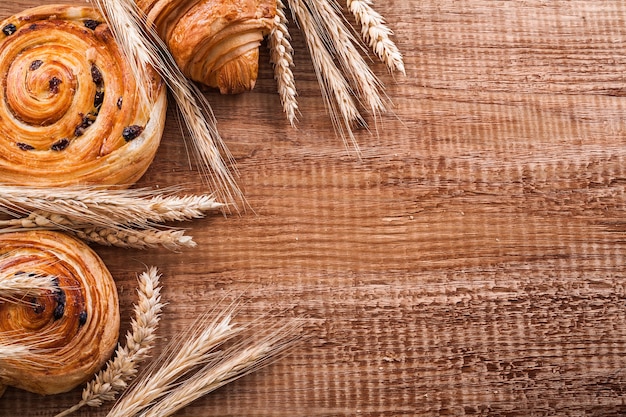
[2,0,626,415]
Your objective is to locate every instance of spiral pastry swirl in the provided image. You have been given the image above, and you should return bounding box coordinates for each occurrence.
[0,5,167,187]
[0,231,119,395]
[137,0,276,94]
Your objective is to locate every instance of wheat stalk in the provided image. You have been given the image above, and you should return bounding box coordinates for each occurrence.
[138,320,303,417]
[105,309,240,417]
[347,0,405,75]
[71,227,196,251]
[288,0,364,151]
[92,0,243,208]
[0,186,221,230]
[55,267,164,417]
[269,0,299,126]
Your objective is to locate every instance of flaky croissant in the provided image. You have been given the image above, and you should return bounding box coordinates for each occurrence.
[137,0,276,94]
[0,5,167,187]
[0,230,120,396]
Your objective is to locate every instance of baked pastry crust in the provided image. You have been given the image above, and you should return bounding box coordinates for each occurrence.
[137,0,275,94]
[0,5,166,187]
[0,230,120,395]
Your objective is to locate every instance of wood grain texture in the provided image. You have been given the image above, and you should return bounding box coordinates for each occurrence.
[2,0,626,416]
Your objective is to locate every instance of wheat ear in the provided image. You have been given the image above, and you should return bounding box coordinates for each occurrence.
[288,0,363,151]
[145,194,223,223]
[269,0,299,126]
[105,309,240,417]
[0,186,221,230]
[139,320,303,417]
[0,271,57,300]
[92,0,242,208]
[310,0,386,118]
[55,267,164,417]
[347,0,405,75]
[0,252,60,302]
[71,227,196,251]
[0,224,196,251]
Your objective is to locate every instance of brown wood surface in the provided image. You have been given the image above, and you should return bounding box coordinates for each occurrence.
[2,0,626,415]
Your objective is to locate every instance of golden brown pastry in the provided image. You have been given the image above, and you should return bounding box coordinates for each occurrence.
[137,0,276,94]
[0,5,167,187]
[0,230,119,395]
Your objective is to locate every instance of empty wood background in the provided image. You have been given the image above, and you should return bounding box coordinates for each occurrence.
[2,0,626,415]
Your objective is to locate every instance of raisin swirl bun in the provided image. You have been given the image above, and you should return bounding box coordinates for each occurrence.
[137,0,275,94]
[0,5,167,187]
[0,230,119,395]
